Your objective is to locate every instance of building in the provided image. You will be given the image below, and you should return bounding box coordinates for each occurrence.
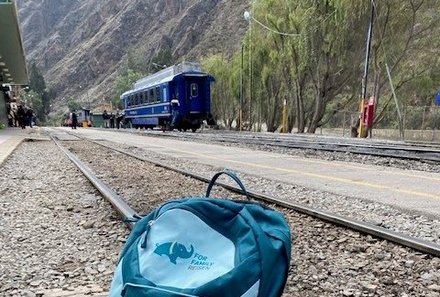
[0,0,28,126]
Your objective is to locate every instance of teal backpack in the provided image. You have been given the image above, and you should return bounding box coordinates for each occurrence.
[110,171,291,297]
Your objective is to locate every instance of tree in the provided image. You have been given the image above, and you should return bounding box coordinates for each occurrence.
[208,0,440,134]
[247,0,369,133]
[29,62,46,95]
[149,48,174,73]
[367,0,440,130]
[111,69,144,109]
[28,62,53,123]
[202,55,237,129]
[68,100,82,112]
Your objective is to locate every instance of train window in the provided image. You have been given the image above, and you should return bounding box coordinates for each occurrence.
[163,88,167,102]
[190,83,198,97]
[149,89,154,102]
[156,87,160,102]
[143,91,147,104]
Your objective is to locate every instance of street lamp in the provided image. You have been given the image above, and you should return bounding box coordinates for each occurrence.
[243,8,300,133]
[244,9,253,131]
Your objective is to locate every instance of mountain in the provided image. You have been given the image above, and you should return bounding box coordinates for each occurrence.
[16,0,249,110]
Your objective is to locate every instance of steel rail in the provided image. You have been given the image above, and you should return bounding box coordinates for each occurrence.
[79,135,440,257]
[123,129,440,162]
[197,135,440,162]
[50,135,138,229]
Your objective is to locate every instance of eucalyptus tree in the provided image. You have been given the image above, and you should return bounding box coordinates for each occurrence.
[287,0,367,133]
[249,0,369,133]
[202,55,237,129]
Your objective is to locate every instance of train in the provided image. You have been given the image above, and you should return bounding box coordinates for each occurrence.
[121,62,215,132]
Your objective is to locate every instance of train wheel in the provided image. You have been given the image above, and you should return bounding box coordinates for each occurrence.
[192,128,197,133]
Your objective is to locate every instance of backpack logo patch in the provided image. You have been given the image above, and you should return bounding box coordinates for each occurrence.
[154,241,194,264]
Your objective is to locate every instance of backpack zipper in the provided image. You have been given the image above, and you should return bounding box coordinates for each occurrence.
[140,220,155,249]
[122,282,200,297]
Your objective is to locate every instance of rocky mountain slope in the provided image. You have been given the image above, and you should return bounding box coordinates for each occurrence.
[16,0,249,110]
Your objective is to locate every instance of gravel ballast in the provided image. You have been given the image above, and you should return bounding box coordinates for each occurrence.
[0,141,127,296]
[1,136,439,297]
[63,139,440,297]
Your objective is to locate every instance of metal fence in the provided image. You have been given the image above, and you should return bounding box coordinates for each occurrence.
[321,106,440,142]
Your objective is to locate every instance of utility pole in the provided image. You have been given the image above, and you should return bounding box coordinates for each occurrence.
[240,45,244,132]
[358,0,375,138]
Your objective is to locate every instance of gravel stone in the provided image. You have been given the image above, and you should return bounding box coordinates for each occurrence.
[2,132,439,296]
[60,138,440,296]
[0,141,127,296]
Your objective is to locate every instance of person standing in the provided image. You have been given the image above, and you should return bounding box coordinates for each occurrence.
[26,108,34,128]
[7,109,13,127]
[12,108,18,127]
[170,98,181,130]
[116,110,121,129]
[110,112,115,129]
[16,105,26,129]
[102,110,109,128]
[71,111,78,129]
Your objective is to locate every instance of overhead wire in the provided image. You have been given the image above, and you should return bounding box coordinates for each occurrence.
[248,6,336,38]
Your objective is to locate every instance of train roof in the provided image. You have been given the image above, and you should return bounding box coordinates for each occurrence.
[121,62,210,98]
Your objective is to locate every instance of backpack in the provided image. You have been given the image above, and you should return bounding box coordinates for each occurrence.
[109,171,291,297]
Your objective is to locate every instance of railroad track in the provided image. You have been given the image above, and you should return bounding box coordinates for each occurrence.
[54,131,440,257]
[126,129,440,163]
[46,130,440,297]
[47,130,440,297]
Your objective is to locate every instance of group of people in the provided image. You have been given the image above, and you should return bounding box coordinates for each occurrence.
[7,104,34,129]
[102,110,123,129]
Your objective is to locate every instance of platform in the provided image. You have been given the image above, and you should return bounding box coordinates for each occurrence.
[0,127,48,165]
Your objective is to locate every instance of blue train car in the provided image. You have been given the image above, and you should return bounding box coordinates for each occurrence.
[121,62,215,132]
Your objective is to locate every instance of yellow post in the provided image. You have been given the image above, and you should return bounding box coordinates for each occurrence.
[358,98,365,138]
[239,108,243,132]
[282,100,288,133]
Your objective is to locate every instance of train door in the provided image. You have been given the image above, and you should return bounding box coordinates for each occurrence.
[184,77,205,114]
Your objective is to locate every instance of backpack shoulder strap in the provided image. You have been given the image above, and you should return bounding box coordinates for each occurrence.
[205,171,250,200]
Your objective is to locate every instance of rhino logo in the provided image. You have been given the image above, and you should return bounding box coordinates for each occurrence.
[154,242,194,264]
